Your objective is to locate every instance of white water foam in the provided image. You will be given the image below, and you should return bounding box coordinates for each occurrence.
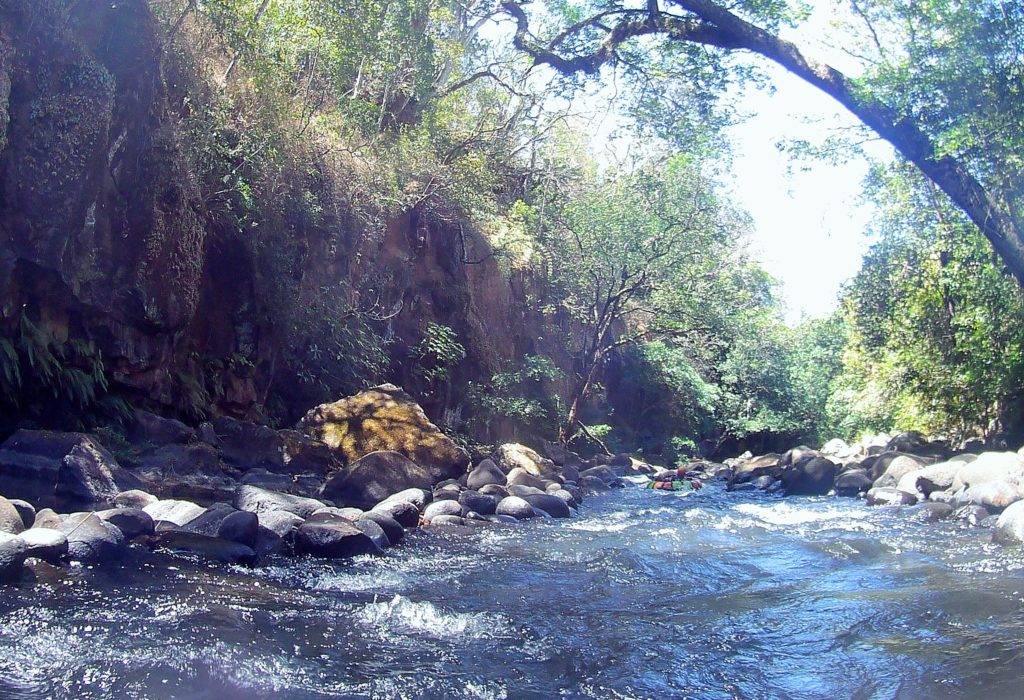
[355,595,510,640]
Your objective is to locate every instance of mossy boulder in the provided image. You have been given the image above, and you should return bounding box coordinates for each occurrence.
[299,384,469,482]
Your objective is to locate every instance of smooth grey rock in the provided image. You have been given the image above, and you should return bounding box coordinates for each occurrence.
[31,508,62,530]
[955,479,1024,511]
[353,518,390,549]
[866,487,916,506]
[113,489,158,509]
[993,500,1024,544]
[0,497,25,534]
[294,522,380,558]
[372,499,420,528]
[478,484,510,499]
[495,496,536,520]
[423,500,463,521]
[358,511,404,544]
[234,485,326,519]
[9,499,35,529]
[458,490,498,516]
[522,493,571,518]
[60,513,127,562]
[0,533,27,581]
[466,459,506,490]
[378,488,431,511]
[19,528,67,562]
[143,499,205,527]
[152,531,258,565]
[321,451,432,510]
[427,514,467,526]
[835,469,873,497]
[97,508,155,539]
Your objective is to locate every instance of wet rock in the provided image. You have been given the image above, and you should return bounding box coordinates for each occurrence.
[254,510,304,556]
[874,454,930,488]
[60,513,127,562]
[728,454,783,486]
[495,496,536,520]
[542,441,581,467]
[294,521,380,558]
[299,384,470,481]
[128,410,196,447]
[506,468,553,491]
[508,485,545,498]
[551,489,578,507]
[113,489,157,509]
[433,484,463,501]
[781,456,838,496]
[458,490,498,516]
[353,518,390,549]
[321,451,433,510]
[178,504,258,548]
[9,500,34,529]
[0,496,25,534]
[885,431,929,455]
[897,460,963,498]
[234,485,326,519]
[426,515,468,526]
[487,514,519,525]
[19,528,67,562]
[579,466,617,484]
[359,511,404,544]
[835,469,873,497]
[278,430,342,477]
[866,487,916,506]
[521,493,571,518]
[372,499,420,528]
[423,500,463,521]
[953,504,990,526]
[143,499,205,527]
[241,469,293,492]
[478,484,510,499]
[928,490,956,505]
[909,502,954,522]
[313,506,363,520]
[752,475,776,490]
[579,475,610,493]
[152,531,258,565]
[379,488,431,511]
[560,463,581,483]
[0,533,28,581]
[97,508,155,539]
[993,501,1024,544]
[466,459,506,490]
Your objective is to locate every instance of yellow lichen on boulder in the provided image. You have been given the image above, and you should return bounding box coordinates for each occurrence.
[298,384,470,483]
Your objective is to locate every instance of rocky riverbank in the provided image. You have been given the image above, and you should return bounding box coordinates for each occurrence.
[0,384,655,583]
[719,431,1024,546]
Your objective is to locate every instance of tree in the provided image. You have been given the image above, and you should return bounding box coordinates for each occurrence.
[499,0,1024,285]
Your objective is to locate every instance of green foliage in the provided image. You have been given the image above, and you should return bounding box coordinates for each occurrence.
[413,322,466,386]
[467,355,563,438]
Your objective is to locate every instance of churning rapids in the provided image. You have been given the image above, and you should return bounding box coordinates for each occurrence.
[1,482,1023,699]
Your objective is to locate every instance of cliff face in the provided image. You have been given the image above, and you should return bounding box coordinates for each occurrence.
[0,0,525,429]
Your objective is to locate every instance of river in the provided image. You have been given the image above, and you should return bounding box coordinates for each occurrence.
[1,482,1023,699]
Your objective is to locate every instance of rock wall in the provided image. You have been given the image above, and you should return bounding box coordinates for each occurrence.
[0,0,528,430]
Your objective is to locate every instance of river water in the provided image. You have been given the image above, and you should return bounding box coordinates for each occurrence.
[1,482,1023,699]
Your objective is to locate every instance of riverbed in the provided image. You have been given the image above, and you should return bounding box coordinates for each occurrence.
[1,482,1023,699]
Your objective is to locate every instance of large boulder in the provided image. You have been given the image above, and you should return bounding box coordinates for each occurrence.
[954,478,1024,512]
[780,456,838,496]
[59,513,127,562]
[423,500,463,521]
[298,384,469,482]
[466,459,506,490]
[358,511,404,544]
[874,454,930,488]
[128,410,196,447]
[0,496,25,534]
[372,499,421,528]
[506,468,552,490]
[210,416,285,471]
[293,521,380,558]
[897,460,965,498]
[278,430,341,476]
[0,533,27,581]
[233,485,326,519]
[495,496,536,520]
[178,503,258,547]
[993,501,1024,545]
[834,469,873,497]
[458,490,498,516]
[254,510,304,556]
[97,508,155,539]
[521,493,571,518]
[951,452,1024,491]
[885,431,929,455]
[19,528,68,562]
[143,499,205,527]
[0,430,139,507]
[321,451,432,509]
[866,487,916,506]
[493,444,560,479]
[728,454,783,487]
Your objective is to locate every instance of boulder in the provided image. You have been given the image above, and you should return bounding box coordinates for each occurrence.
[423,500,463,521]
[151,531,258,565]
[211,416,285,471]
[313,506,364,520]
[0,496,25,534]
[372,499,420,528]
[233,485,326,519]
[358,511,404,544]
[521,493,571,518]
[8,500,34,529]
[729,454,783,486]
[0,430,135,504]
[179,504,259,547]
[506,468,552,490]
[278,430,342,476]
[31,508,63,530]
[321,451,433,510]
[0,533,27,581]
[478,484,510,499]
[494,444,560,479]
[885,431,929,455]
[136,442,221,476]
[874,454,929,488]
[294,521,380,558]
[866,487,916,506]
[353,518,390,550]
[541,441,581,467]
[508,485,545,498]
[488,514,519,525]
[378,488,431,510]
[953,504,990,526]
[298,384,469,482]
[993,500,1024,545]
[128,410,196,446]
[19,528,68,562]
[820,438,851,457]
[834,469,873,497]
[254,510,304,556]
[428,515,468,526]
[433,484,463,501]
[466,459,506,490]
[458,490,498,516]
[579,466,617,484]
[579,475,610,493]
[113,489,157,509]
[240,469,293,492]
[495,496,536,520]
[59,513,127,562]
[951,452,1024,491]
[143,499,205,527]
[909,502,954,522]
[954,478,1024,512]
[97,508,155,539]
[780,456,838,496]
[897,460,962,497]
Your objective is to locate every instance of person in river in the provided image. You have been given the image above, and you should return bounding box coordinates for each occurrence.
[647,467,703,492]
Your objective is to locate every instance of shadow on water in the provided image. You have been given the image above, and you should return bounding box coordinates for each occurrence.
[1,483,1023,699]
